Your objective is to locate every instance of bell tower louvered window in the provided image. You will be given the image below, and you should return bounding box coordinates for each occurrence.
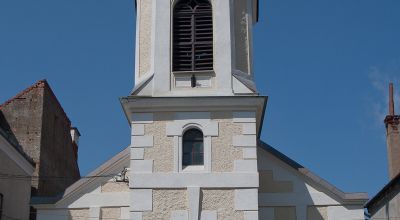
[173,0,213,72]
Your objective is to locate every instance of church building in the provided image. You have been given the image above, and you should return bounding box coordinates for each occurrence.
[32,0,368,219]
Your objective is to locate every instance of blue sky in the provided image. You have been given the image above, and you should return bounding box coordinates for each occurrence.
[1,0,399,198]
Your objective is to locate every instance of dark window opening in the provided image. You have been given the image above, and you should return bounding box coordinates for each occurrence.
[182,129,204,166]
[0,193,3,220]
[173,0,213,72]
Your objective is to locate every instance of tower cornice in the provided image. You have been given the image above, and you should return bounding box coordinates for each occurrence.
[120,95,267,138]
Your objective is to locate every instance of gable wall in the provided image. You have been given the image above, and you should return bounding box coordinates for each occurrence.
[258,148,365,220]
[36,179,130,220]
[370,192,400,220]
[36,152,131,220]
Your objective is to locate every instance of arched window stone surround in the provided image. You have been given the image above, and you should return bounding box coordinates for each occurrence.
[166,112,218,172]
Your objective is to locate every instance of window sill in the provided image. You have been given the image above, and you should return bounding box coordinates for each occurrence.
[182,165,205,173]
[172,70,215,75]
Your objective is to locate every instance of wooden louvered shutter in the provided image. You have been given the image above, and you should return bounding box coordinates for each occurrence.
[173,0,213,72]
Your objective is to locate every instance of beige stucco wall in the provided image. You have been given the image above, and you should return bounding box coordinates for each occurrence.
[144,112,175,172]
[202,189,243,220]
[233,0,250,74]
[101,181,130,193]
[307,206,328,220]
[143,189,188,220]
[101,207,121,219]
[0,149,32,220]
[145,112,242,173]
[211,112,243,172]
[138,0,152,76]
[68,209,89,220]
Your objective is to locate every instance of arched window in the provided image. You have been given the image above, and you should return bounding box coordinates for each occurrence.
[182,128,204,166]
[173,0,213,72]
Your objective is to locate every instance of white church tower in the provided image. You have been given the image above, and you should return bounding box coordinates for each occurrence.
[121,0,266,219]
[31,0,369,218]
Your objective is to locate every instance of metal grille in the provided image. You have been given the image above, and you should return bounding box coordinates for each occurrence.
[173,0,213,72]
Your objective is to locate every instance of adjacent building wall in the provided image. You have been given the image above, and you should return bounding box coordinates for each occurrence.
[39,85,80,196]
[0,80,80,196]
[0,85,43,190]
[0,134,33,220]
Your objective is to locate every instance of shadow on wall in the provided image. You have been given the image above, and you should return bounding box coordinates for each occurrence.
[0,111,22,151]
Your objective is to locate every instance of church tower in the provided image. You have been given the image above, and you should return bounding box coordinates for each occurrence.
[121,0,266,219]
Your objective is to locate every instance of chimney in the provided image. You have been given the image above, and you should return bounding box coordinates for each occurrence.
[385,83,400,179]
[70,127,81,160]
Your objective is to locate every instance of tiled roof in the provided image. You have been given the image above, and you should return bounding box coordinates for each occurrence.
[0,79,46,109]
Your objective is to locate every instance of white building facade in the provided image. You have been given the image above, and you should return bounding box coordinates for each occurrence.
[0,122,35,220]
[34,0,368,219]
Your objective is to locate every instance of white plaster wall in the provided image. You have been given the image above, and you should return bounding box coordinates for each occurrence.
[0,149,32,220]
[101,182,130,193]
[202,189,244,220]
[388,193,400,220]
[371,205,387,220]
[66,192,130,209]
[37,210,69,220]
[327,206,365,220]
[307,206,328,220]
[258,148,341,207]
[47,179,130,210]
[69,209,89,220]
